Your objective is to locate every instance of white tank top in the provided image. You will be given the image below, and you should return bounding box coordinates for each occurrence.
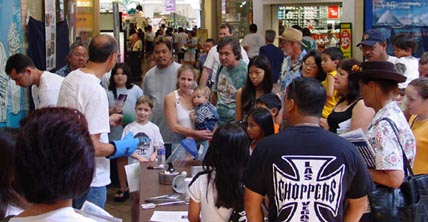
[174,90,193,129]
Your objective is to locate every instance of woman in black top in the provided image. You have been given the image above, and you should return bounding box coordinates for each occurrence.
[327,59,374,133]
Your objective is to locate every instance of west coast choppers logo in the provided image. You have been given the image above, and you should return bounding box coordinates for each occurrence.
[273,156,345,222]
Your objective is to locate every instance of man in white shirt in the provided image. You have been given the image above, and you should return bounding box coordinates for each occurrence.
[5,53,64,109]
[57,34,140,209]
[199,23,249,86]
[241,24,265,59]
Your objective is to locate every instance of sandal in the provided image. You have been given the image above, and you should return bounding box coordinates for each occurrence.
[114,189,130,202]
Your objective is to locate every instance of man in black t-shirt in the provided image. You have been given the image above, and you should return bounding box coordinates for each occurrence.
[243,77,373,222]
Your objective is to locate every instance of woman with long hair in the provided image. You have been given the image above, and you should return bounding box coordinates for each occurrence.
[236,55,273,122]
[188,123,250,222]
[326,59,374,133]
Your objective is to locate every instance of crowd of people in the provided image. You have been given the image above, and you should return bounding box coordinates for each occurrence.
[1,21,428,222]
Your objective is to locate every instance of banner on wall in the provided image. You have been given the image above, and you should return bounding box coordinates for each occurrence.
[367,0,428,57]
[339,23,352,59]
[45,0,56,70]
[165,0,176,12]
[0,0,26,127]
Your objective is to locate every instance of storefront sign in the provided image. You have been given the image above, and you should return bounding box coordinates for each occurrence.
[328,6,339,19]
[165,0,176,12]
[340,23,352,59]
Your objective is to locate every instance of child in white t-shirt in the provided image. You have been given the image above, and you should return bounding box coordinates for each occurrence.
[122,95,163,222]
[393,33,419,89]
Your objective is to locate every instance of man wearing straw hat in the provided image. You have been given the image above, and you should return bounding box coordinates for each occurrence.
[278,27,307,93]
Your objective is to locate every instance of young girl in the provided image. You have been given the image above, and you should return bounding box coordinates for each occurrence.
[236,55,273,122]
[405,77,428,175]
[188,123,249,222]
[107,63,144,202]
[122,96,164,222]
[246,108,275,155]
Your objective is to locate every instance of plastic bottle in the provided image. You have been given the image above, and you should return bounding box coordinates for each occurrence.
[157,144,166,169]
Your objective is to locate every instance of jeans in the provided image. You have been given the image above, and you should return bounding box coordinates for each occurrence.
[73,186,107,209]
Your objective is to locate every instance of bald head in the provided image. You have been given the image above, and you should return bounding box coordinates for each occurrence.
[88,34,117,63]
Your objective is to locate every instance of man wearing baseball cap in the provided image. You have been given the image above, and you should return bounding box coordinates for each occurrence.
[357,29,398,63]
[278,27,307,92]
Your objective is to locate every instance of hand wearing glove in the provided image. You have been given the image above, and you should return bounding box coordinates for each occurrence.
[108,132,139,159]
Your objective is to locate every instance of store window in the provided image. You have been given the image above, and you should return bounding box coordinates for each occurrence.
[222,0,253,39]
[278,5,342,49]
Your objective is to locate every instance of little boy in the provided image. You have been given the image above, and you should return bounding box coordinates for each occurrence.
[255,93,282,133]
[320,47,343,120]
[121,95,164,222]
[393,34,419,89]
[181,85,219,159]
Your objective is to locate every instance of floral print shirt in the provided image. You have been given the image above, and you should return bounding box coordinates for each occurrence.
[366,101,416,171]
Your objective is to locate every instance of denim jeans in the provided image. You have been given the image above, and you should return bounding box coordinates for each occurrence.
[73,186,107,209]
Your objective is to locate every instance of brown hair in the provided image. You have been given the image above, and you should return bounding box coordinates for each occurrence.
[136,95,154,109]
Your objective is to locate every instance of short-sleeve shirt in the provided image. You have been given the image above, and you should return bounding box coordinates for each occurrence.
[409,115,428,174]
[9,207,96,222]
[31,71,64,109]
[214,60,247,125]
[203,45,250,83]
[243,126,373,222]
[279,50,306,92]
[122,121,164,164]
[143,62,181,143]
[57,69,111,187]
[366,101,416,170]
[188,171,233,222]
[241,33,265,58]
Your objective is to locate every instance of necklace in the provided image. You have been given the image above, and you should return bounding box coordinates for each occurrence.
[294,122,320,127]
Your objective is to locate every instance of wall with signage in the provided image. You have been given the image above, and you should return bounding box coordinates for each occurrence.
[364,0,428,57]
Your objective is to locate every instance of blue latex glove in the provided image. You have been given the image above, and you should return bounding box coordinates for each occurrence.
[109,132,139,159]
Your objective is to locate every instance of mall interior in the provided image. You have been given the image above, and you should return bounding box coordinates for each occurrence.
[1,0,425,221]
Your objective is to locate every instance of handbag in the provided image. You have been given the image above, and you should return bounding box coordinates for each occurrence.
[368,118,428,222]
[228,205,247,222]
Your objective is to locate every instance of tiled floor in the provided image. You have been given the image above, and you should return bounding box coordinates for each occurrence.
[105,185,132,222]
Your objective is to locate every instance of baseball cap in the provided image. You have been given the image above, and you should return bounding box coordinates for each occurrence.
[356,29,386,47]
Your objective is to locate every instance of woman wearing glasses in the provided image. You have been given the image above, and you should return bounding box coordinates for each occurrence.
[300,49,326,82]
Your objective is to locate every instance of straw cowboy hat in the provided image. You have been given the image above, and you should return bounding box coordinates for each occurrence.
[349,61,406,83]
[278,27,307,47]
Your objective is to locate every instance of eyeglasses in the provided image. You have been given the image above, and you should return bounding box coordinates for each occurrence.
[303,62,318,70]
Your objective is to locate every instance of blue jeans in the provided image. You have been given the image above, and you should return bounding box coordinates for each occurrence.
[73,186,107,209]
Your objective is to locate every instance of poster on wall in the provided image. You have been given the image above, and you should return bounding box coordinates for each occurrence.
[340,23,352,59]
[45,0,56,70]
[0,0,26,127]
[367,0,428,57]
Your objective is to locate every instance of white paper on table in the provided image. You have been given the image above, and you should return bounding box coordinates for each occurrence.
[124,162,141,192]
[150,211,188,222]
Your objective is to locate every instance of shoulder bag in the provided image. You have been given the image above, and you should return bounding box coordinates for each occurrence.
[368,118,428,222]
